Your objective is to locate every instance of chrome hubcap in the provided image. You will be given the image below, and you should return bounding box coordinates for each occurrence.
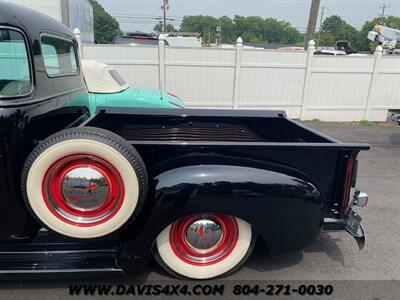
[42,154,125,226]
[170,214,239,265]
[185,219,223,252]
[61,167,110,212]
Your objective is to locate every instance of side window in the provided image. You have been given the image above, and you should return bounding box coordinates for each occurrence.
[109,69,127,87]
[0,28,31,97]
[41,35,78,77]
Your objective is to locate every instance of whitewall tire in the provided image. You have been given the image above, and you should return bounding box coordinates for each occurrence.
[21,127,147,239]
[154,214,255,279]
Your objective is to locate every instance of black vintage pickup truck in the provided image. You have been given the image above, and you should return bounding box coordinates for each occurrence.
[0,2,369,279]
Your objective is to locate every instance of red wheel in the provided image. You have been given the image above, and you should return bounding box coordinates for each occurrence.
[169,214,239,266]
[21,127,147,239]
[154,214,255,279]
[42,154,125,227]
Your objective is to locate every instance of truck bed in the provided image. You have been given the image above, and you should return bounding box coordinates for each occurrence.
[85,108,363,146]
[83,107,369,222]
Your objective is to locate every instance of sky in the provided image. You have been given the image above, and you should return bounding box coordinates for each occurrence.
[97,0,400,33]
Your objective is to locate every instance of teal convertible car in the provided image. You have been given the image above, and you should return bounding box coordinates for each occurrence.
[71,60,185,116]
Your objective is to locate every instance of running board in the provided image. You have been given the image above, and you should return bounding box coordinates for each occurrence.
[0,247,123,279]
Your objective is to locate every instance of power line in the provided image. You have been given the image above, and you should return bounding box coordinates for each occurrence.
[118,19,181,24]
[114,16,183,21]
[115,16,161,20]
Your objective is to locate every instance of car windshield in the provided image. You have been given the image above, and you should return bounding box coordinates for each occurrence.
[0,28,31,97]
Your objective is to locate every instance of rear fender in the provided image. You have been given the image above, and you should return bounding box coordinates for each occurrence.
[122,164,322,258]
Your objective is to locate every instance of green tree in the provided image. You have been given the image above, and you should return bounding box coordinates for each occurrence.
[180,15,302,45]
[218,16,236,43]
[282,23,302,44]
[89,0,120,44]
[264,18,284,43]
[153,22,178,33]
[315,32,336,46]
[234,16,266,43]
[320,15,358,45]
[356,16,400,52]
[180,15,219,44]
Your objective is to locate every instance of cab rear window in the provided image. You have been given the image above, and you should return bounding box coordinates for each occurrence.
[0,28,31,97]
[41,35,78,77]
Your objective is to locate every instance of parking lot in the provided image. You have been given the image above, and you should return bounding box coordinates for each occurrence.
[0,121,399,298]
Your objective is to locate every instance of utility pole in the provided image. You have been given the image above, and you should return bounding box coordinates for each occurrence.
[317,6,325,47]
[379,4,390,19]
[216,25,221,45]
[304,0,320,49]
[162,0,169,32]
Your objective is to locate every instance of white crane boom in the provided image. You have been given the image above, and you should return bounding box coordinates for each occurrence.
[368,25,400,50]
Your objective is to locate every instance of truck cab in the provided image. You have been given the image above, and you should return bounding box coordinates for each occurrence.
[0,1,88,238]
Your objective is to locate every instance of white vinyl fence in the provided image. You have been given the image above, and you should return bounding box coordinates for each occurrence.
[80,36,400,121]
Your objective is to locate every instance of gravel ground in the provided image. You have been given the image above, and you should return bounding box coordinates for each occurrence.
[0,121,399,299]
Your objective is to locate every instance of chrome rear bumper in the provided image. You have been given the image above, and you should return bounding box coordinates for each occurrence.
[323,210,366,250]
[323,190,368,250]
[344,210,366,250]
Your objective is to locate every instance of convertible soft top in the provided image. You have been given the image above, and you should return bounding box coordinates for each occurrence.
[82,60,129,94]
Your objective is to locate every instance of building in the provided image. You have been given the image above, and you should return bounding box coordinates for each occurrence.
[8,0,94,43]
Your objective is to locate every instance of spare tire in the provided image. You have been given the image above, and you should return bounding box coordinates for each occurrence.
[21,127,147,239]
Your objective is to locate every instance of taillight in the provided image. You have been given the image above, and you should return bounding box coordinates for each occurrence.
[341,156,355,216]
